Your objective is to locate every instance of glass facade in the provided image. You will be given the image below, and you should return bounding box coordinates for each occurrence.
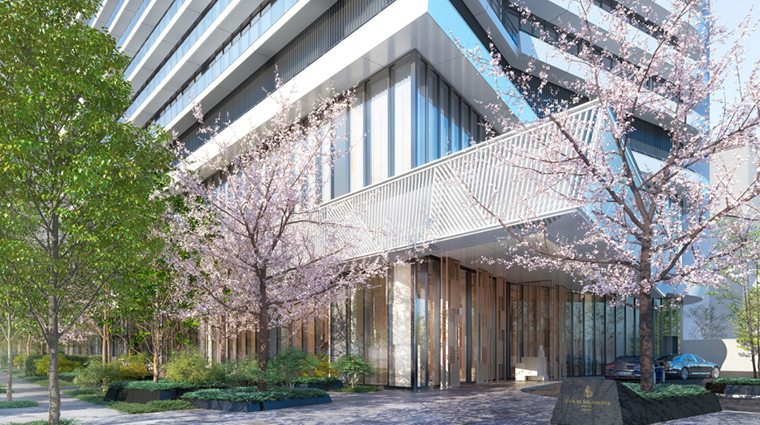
[329,53,488,199]
[200,255,682,386]
[323,256,682,387]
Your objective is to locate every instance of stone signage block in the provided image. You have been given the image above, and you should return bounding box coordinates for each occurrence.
[550,379,721,425]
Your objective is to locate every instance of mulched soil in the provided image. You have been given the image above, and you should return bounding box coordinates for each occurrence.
[523,382,760,413]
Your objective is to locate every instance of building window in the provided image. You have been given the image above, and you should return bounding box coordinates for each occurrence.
[331,52,489,199]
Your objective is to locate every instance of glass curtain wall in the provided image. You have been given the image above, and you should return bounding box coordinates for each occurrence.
[564,293,683,376]
[329,52,487,199]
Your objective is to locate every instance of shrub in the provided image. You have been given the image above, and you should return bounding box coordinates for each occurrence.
[263,347,317,390]
[13,355,26,370]
[712,377,760,385]
[109,380,225,391]
[166,350,212,384]
[65,355,92,366]
[35,353,82,375]
[117,354,151,380]
[334,354,374,389]
[73,361,121,389]
[229,355,259,386]
[24,355,43,376]
[0,351,7,368]
[312,352,337,378]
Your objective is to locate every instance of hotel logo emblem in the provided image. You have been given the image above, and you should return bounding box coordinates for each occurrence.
[584,386,593,399]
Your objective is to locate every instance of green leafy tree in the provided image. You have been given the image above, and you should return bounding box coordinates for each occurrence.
[264,347,317,390]
[713,220,760,378]
[684,303,728,340]
[0,0,175,422]
[334,354,374,389]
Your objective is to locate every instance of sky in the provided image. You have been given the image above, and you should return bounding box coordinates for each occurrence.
[711,0,760,122]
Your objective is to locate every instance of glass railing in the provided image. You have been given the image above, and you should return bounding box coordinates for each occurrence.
[126,0,237,119]
[118,0,151,48]
[486,0,518,43]
[106,0,127,30]
[125,0,188,78]
[139,0,298,126]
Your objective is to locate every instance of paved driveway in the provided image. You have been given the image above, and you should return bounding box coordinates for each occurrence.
[2,372,760,424]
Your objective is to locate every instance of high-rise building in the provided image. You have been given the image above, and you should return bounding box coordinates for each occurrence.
[96,0,706,387]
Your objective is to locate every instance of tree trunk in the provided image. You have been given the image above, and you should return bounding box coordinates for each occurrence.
[639,290,654,391]
[47,299,61,425]
[101,324,107,365]
[6,313,12,402]
[257,273,268,391]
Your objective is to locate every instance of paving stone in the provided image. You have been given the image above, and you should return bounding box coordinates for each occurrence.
[3,372,759,424]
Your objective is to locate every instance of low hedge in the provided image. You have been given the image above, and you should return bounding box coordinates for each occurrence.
[182,387,327,403]
[712,377,760,386]
[292,376,342,384]
[109,380,226,391]
[621,383,709,400]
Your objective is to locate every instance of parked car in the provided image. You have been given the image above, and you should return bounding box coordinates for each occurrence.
[655,354,720,379]
[605,356,665,383]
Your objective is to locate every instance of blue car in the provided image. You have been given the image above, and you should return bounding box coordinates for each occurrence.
[605,356,665,383]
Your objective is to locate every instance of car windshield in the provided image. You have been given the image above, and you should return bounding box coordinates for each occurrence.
[655,355,678,361]
[693,355,705,362]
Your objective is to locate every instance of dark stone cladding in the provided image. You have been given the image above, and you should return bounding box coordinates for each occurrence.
[551,378,721,425]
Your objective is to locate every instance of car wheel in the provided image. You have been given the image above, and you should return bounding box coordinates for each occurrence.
[680,367,689,380]
[711,367,720,379]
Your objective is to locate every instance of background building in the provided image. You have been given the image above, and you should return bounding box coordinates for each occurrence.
[95,0,707,387]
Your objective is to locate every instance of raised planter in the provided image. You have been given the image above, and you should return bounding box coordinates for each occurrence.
[261,395,332,411]
[188,398,262,412]
[551,378,721,425]
[103,387,180,404]
[295,382,343,391]
[707,383,760,397]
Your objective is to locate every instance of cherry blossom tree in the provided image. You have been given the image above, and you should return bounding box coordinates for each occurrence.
[456,0,760,391]
[168,84,386,390]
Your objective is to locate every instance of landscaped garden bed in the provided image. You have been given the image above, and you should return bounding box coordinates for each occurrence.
[182,387,331,412]
[104,380,226,404]
[293,376,343,391]
[706,377,760,396]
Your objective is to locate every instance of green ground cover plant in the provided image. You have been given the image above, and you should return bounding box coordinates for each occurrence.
[622,383,709,400]
[7,419,80,425]
[712,377,760,385]
[331,384,380,393]
[0,400,38,409]
[110,400,196,414]
[182,387,327,403]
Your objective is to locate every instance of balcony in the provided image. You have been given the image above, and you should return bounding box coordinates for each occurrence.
[319,102,599,257]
